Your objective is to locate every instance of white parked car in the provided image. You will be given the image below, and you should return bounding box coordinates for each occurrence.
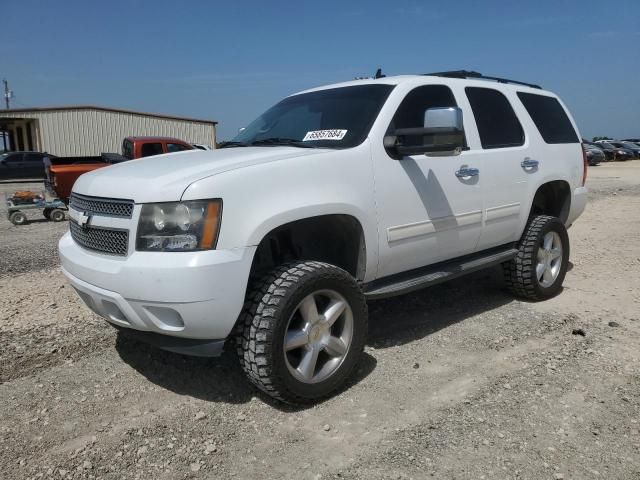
[59,71,587,404]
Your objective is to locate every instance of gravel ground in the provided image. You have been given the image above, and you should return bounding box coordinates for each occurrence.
[0,162,639,479]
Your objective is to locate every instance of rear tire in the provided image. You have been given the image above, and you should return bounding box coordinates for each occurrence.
[235,261,367,404]
[50,209,65,222]
[503,215,569,300]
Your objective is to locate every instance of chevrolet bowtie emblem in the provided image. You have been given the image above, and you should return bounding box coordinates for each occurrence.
[77,211,91,228]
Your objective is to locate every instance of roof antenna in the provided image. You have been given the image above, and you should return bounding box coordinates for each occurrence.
[374,68,385,79]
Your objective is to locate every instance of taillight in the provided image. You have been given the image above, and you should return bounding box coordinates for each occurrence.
[581,145,588,186]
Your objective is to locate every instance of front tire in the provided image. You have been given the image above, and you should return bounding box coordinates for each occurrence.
[503,215,570,300]
[236,261,368,404]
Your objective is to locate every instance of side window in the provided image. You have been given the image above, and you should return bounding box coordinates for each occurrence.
[517,92,579,144]
[122,140,134,159]
[465,87,524,149]
[4,153,23,163]
[388,85,462,147]
[140,142,163,157]
[24,153,44,163]
[166,143,190,153]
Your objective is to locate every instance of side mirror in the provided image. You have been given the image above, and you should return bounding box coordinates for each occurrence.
[384,107,465,157]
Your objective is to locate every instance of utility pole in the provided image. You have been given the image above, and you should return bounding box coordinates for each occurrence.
[3,79,11,109]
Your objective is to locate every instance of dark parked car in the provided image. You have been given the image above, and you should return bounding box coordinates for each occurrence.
[618,141,640,158]
[0,151,53,180]
[584,144,605,166]
[585,142,614,161]
[596,142,634,161]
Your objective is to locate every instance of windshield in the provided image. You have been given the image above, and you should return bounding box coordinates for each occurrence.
[231,84,394,149]
[598,142,614,149]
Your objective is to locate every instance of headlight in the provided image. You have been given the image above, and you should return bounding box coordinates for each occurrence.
[136,199,222,252]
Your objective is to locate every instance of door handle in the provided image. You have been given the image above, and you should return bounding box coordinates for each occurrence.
[521,158,539,169]
[455,167,479,178]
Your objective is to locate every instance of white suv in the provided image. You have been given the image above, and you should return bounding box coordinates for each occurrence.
[59,71,588,403]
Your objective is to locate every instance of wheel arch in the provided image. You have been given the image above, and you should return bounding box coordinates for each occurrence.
[248,211,369,282]
[528,179,572,224]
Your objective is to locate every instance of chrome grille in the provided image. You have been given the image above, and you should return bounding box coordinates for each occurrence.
[69,193,134,218]
[70,221,129,256]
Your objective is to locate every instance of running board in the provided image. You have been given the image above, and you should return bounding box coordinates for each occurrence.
[364,246,518,300]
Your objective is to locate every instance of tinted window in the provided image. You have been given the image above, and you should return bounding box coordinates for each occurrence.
[122,139,134,159]
[233,84,394,149]
[24,153,44,163]
[388,85,463,148]
[465,87,524,149]
[4,153,23,163]
[517,92,578,144]
[141,143,163,157]
[167,143,190,153]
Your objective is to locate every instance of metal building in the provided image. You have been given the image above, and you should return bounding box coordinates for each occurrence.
[0,106,217,156]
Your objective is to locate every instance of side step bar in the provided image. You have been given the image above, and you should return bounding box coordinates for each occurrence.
[364,246,518,300]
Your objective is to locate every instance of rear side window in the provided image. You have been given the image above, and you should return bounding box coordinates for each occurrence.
[24,153,44,163]
[141,143,163,157]
[167,143,190,153]
[465,87,524,149]
[517,92,578,144]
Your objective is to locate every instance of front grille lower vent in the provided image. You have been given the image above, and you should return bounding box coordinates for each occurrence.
[70,220,129,256]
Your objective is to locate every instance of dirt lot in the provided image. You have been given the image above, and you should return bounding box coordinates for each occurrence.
[1,163,639,480]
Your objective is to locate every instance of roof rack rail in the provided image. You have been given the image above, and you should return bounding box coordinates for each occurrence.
[424,70,542,89]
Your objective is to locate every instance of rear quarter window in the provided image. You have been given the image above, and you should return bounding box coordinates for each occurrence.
[517,92,579,144]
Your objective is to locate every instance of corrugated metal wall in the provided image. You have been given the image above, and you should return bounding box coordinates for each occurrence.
[1,109,216,156]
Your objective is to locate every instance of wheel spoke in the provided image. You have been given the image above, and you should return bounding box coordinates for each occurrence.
[550,247,562,260]
[323,336,347,357]
[536,263,546,281]
[322,300,346,327]
[537,248,546,262]
[543,233,553,251]
[542,267,554,285]
[298,294,319,324]
[284,329,309,351]
[297,345,320,380]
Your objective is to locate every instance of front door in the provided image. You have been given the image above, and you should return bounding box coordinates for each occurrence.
[372,84,484,278]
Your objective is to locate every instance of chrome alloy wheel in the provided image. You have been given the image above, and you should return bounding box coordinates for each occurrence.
[284,289,354,384]
[537,231,563,288]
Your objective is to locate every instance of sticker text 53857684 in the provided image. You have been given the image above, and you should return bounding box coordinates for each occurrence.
[302,129,348,141]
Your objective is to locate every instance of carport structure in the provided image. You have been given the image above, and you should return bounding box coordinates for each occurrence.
[0,115,37,151]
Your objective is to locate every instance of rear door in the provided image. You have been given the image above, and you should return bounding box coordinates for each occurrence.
[465,87,531,250]
[23,153,45,177]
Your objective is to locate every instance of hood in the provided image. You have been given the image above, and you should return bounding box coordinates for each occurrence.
[72,147,330,203]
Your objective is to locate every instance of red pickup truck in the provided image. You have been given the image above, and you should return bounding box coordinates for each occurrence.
[48,137,194,201]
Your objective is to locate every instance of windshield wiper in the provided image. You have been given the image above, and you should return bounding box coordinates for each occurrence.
[217,141,248,148]
[249,138,316,148]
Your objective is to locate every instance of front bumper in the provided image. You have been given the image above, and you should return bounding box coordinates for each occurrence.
[59,232,256,350]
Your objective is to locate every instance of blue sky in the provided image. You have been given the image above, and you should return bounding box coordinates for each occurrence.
[2,0,639,141]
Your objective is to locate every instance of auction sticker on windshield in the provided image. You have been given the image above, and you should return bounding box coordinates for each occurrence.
[302,129,348,141]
